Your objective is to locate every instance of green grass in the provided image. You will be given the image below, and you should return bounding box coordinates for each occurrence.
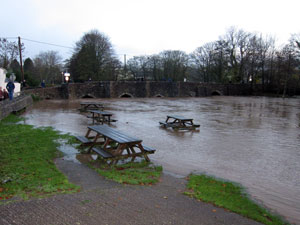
[91,160,162,185]
[31,94,41,102]
[185,174,289,225]
[0,115,80,201]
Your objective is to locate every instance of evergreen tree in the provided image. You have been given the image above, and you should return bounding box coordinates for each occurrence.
[68,30,120,82]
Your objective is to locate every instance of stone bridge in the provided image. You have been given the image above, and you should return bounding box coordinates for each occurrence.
[25,81,252,99]
[0,94,33,120]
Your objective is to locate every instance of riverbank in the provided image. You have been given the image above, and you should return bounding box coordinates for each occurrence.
[0,156,263,225]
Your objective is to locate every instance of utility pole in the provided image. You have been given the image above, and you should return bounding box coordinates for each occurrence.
[18,36,24,83]
[124,54,127,70]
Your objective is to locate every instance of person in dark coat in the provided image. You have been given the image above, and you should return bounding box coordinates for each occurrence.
[6,79,15,100]
[0,87,4,101]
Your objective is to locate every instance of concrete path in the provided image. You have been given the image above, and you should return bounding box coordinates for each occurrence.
[0,158,262,225]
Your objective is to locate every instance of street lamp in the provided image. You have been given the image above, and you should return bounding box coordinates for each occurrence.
[64,72,70,83]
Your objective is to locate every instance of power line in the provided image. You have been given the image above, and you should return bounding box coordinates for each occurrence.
[0,36,144,58]
[21,38,73,49]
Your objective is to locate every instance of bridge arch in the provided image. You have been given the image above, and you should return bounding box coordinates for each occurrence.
[81,94,95,98]
[211,90,223,96]
[119,93,133,98]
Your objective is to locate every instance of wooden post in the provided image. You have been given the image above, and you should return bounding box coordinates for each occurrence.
[18,36,24,83]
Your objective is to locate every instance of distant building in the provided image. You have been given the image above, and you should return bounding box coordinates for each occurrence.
[0,68,21,97]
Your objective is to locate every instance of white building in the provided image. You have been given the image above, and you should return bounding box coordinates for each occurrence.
[0,68,21,96]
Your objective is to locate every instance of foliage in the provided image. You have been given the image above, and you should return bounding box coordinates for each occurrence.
[124,28,300,95]
[127,50,189,81]
[90,160,162,185]
[0,115,79,201]
[23,58,39,87]
[68,29,120,82]
[33,51,63,85]
[185,174,289,225]
[0,38,23,69]
[30,94,41,102]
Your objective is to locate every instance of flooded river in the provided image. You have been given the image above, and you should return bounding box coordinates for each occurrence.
[23,96,300,224]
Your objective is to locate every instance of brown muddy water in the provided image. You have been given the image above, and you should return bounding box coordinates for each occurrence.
[22,96,300,224]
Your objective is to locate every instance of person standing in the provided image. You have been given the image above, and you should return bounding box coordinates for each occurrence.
[0,87,4,101]
[6,79,15,100]
[41,80,45,88]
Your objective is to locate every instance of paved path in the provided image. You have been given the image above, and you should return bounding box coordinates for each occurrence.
[0,159,262,225]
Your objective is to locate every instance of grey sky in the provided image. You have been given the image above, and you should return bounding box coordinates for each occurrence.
[2,0,300,61]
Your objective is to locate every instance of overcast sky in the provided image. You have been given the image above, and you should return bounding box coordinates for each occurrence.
[1,0,300,61]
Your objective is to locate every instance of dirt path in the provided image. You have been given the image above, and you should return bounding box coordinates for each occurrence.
[0,158,262,225]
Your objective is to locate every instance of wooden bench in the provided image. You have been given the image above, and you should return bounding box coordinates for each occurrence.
[82,125,156,164]
[92,147,113,158]
[75,135,104,147]
[159,115,200,130]
[87,110,117,124]
[75,136,93,146]
[139,145,156,153]
[79,102,104,112]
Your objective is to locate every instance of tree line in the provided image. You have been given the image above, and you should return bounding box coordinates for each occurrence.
[1,27,299,95]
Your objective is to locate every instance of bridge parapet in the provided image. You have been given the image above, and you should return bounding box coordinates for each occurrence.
[24,82,252,99]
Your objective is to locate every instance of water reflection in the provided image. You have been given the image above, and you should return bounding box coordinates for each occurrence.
[23,96,300,224]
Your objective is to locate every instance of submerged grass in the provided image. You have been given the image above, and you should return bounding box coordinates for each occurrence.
[90,160,162,185]
[185,174,289,225]
[0,115,79,201]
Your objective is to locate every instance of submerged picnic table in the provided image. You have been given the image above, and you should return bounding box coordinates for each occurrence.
[87,109,117,124]
[159,115,200,130]
[76,125,156,164]
[79,102,104,111]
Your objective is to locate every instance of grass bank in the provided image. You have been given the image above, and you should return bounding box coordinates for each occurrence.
[87,159,162,185]
[185,174,289,225]
[0,115,79,201]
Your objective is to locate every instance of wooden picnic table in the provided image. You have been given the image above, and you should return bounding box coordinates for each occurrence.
[76,125,155,164]
[87,109,117,124]
[159,115,200,130]
[79,102,104,111]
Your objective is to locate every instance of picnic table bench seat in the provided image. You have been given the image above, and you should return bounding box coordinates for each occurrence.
[159,121,180,128]
[139,145,156,153]
[76,135,104,147]
[92,145,155,160]
[75,136,93,145]
[92,147,113,158]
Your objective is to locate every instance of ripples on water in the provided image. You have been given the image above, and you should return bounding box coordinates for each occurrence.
[23,96,300,224]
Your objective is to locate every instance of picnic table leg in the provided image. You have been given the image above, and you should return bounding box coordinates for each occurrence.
[92,112,95,124]
[102,138,110,149]
[87,133,100,153]
[166,117,170,123]
[85,128,92,138]
[115,144,126,156]
[109,143,125,165]
[129,146,136,162]
[137,143,150,162]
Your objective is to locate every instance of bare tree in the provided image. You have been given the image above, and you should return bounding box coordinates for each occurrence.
[33,51,63,84]
[190,42,216,82]
[0,38,22,69]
